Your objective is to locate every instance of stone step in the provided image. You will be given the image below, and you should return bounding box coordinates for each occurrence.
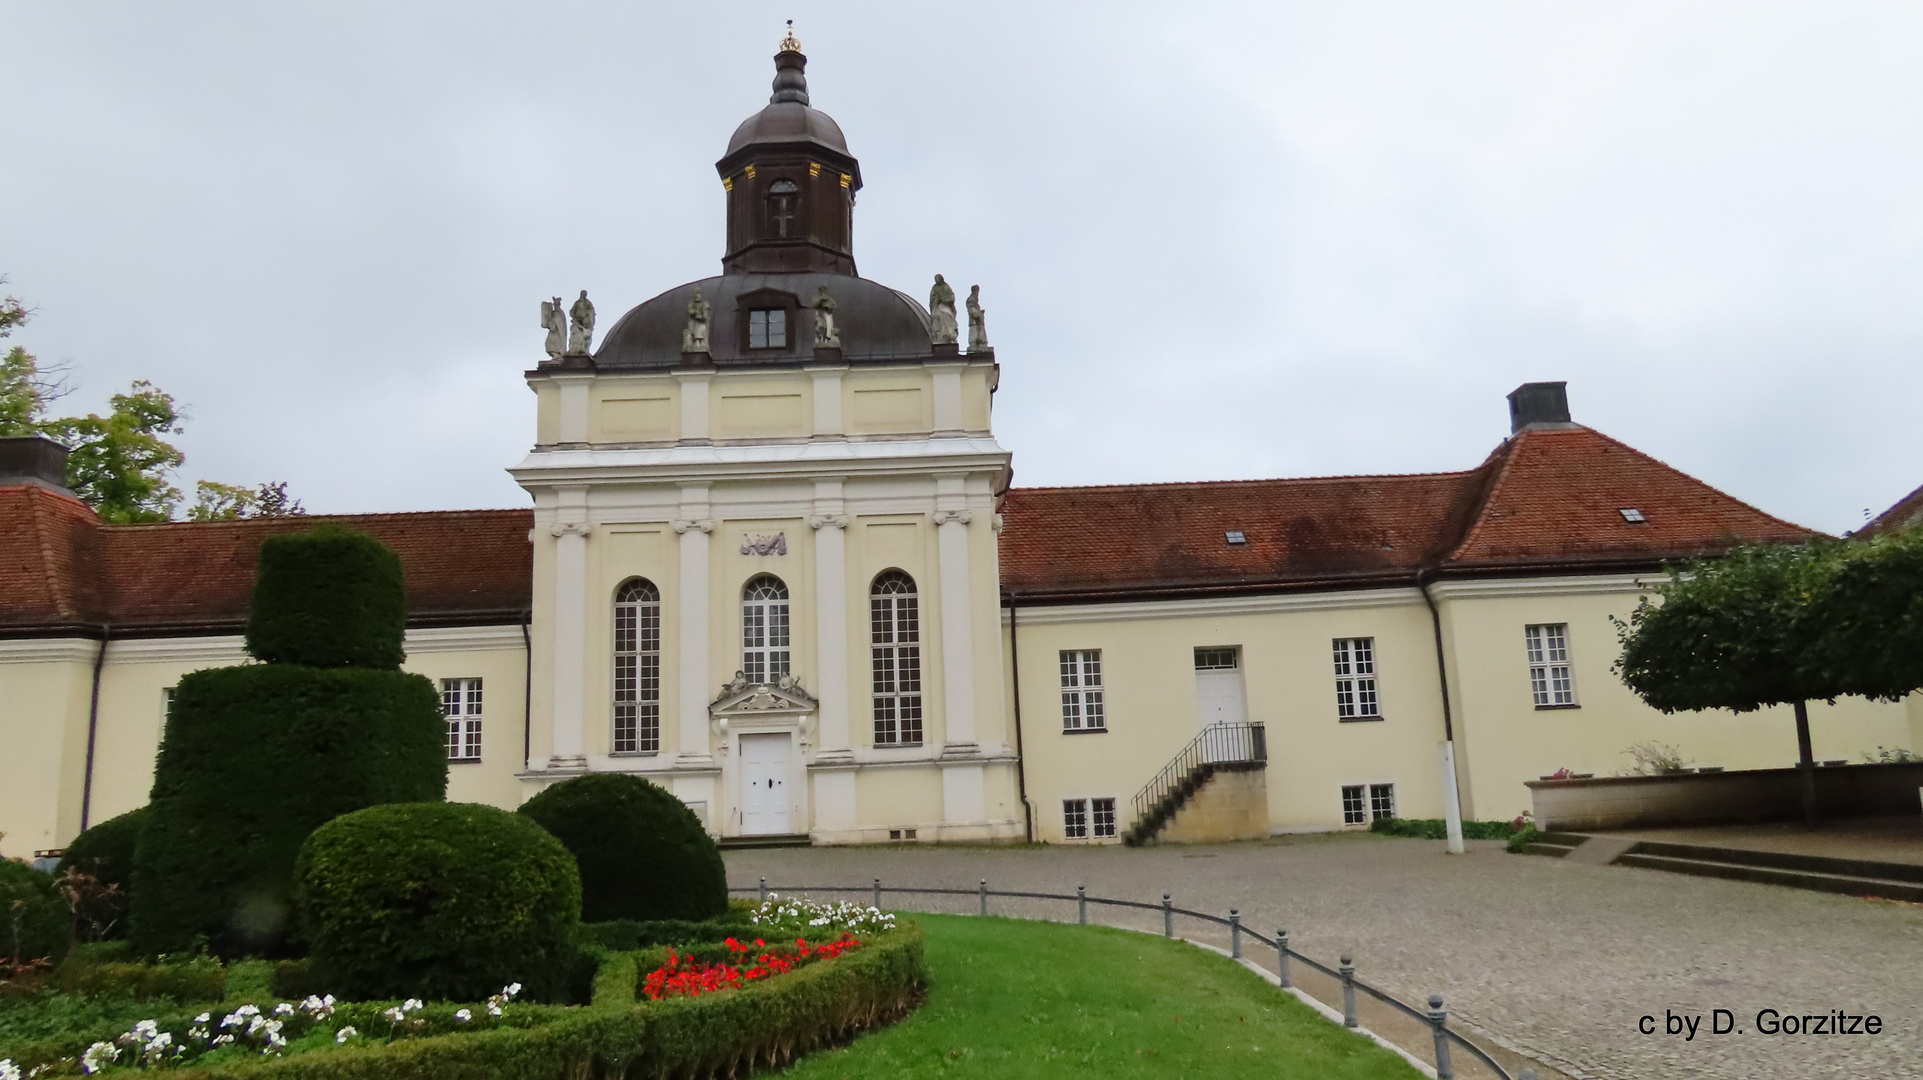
[1521,842,1577,858]
[1627,840,1923,885]
[717,833,814,850]
[1614,852,1923,903]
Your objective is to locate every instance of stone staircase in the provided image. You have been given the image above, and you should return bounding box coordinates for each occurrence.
[1521,833,1923,902]
[1122,722,1268,846]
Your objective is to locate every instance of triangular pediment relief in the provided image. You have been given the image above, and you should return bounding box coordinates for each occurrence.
[710,671,818,715]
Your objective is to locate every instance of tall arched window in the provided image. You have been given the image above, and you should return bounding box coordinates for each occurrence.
[612,579,661,753]
[742,575,790,684]
[870,570,922,746]
[767,179,798,238]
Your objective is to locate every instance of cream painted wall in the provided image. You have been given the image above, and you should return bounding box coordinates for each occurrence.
[1436,580,1918,822]
[0,629,531,860]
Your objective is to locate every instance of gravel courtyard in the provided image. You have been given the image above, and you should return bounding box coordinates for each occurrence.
[725,833,1923,1080]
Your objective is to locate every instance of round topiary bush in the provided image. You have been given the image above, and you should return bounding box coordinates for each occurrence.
[56,806,146,940]
[517,773,728,923]
[246,525,406,669]
[293,802,582,1002]
[0,860,68,963]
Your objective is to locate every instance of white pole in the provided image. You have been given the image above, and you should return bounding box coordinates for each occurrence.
[1440,741,1465,855]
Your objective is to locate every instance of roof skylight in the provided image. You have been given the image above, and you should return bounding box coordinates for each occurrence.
[1618,508,1646,523]
[1225,530,1248,546]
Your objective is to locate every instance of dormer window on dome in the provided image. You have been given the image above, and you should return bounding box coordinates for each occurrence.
[748,309,788,349]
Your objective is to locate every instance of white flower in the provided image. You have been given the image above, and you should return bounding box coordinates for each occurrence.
[402,998,424,1013]
[194,1012,211,1024]
[334,1026,358,1044]
[0,1058,21,1080]
[485,1002,503,1017]
[273,1002,295,1016]
[381,1007,405,1023]
[453,1009,472,1022]
[503,983,521,998]
[211,1034,235,1047]
[80,1043,119,1074]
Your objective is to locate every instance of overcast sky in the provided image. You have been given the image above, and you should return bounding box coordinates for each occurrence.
[4,3,1921,533]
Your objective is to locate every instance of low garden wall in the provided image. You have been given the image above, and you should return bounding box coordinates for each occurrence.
[1527,761,1923,832]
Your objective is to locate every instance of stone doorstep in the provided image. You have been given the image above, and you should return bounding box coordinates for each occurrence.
[1612,852,1923,903]
[1559,835,1639,866]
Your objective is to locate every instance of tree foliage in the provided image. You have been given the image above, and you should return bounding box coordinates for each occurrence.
[189,479,306,521]
[1810,526,1923,702]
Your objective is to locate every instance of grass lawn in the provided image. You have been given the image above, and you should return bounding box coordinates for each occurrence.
[783,914,1426,1079]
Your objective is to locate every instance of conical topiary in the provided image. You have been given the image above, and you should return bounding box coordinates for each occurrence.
[130,527,446,957]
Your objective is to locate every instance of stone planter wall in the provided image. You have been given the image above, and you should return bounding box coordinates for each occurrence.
[1526,762,1923,832]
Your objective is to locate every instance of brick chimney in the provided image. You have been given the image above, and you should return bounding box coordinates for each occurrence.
[1507,382,1572,433]
[0,435,75,494]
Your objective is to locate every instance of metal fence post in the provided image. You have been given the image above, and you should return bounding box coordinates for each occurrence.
[1428,994,1455,1080]
[979,879,988,917]
[1077,885,1087,925]
[873,878,882,909]
[1276,930,1291,988]
[1339,955,1358,1028]
[1162,894,1173,937]
[1229,909,1241,959]
[758,876,767,902]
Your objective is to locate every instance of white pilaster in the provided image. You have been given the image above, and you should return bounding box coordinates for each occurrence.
[809,481,852,762]
[674,486,715,765]
[934,491,977,753]
[554,374,593,446]
[809,366,845,441]
[931,364,963,436]
[677,371,712,445]
[549,494,591,769]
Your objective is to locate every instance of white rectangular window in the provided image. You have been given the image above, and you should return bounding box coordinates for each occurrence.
[163,686,176,720]
[1063,798,1089,839]
[748,308,788,349]
[1091,797,1117,838]
[1193,646,1238,670]
[1059,650,1106,731]
[1341,784,1367,825]
[1332,638,1379,719]
[1525,624,1576,707]
[1369,783,1396,822]
[441,678,483,762]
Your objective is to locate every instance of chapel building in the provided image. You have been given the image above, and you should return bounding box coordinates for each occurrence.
[3,40,1917,858]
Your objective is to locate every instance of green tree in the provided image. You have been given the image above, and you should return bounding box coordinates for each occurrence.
[1615,542,1846,824]
[37,381,187,522]
[1809,526,1923,704]
[0,285,70,435]
[189,479,306,521]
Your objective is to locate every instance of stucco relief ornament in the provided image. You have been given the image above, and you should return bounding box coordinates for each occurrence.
[565,290,595,355]
[682,288,711,353]
[928,274,958,345]
[966,284,988,352]
[740,532,787,556]
[540,296,566,359]
[811,285,840,347]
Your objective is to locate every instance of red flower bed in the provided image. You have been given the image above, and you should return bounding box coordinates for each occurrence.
[641,935,865,1001]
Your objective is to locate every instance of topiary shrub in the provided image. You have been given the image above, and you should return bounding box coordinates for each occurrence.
[518,773,727,923]
[131,665,446,957]
[56,806,146,940]
[246,525,406,670]
[293,802,583,1002]
[0,860,68,964]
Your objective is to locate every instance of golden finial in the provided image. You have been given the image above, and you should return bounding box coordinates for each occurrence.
[779,20,801,52]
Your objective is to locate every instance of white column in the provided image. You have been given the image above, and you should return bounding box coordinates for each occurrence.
[930,364,963,436]
[548,507,591,770]
[934,502,977,752]
[677,372,712,445]
[809,366,845,441]
[674,490,715,765]
[810,483,852,761]
[554,374,593,445]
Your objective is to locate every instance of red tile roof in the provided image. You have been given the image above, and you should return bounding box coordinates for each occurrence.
[0,484,532,637]
[999,426,1819,603]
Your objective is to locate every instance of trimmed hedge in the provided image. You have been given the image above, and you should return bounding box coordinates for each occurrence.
[293,803,583,1003]
[56,806,147,940]
[0,859,67,963]
[518,774,728,923]
[168,925,925,1080]
[578,911,752,952]
[246,527,406,670]
[1368,817,1523,841]
[132,665,447,957]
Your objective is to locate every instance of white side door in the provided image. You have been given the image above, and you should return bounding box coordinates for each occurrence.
[739,732,793,835]
[1194,648,1248,762]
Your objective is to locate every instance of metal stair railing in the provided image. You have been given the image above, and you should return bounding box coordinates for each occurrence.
[1128,721,1266,841]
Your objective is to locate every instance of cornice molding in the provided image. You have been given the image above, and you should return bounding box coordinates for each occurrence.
[1424,574,1665,601]
[0,625,527,667]
[0,638,100,664]
[510,437,1010,488]
[1004,588,1426,626]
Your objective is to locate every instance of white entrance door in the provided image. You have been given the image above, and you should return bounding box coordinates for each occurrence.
[740,732,793,835]
[1194,647,1248,762]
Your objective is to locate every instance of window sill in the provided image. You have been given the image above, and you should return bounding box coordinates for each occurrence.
[1338,715,1385,724]
[449,757,483,765]
[1062,727,1109,735]
[1534,703,1582,712]
[609,750,661,757]
[872,742,925,750]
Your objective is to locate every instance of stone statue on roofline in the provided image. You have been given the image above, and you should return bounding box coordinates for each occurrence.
[683,288,712,353]
[812,285,840,348]
[566,290,595,355]
[966,284,988,352]
[540,296,566,359]
[928,274,958,345]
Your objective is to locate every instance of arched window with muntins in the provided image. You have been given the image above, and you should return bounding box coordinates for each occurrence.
[612,578,661,753]
[741,575,791,684]
[870,570,922,746]
[767,179,799,238]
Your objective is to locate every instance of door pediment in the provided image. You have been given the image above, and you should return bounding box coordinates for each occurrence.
[710,673,818,736]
